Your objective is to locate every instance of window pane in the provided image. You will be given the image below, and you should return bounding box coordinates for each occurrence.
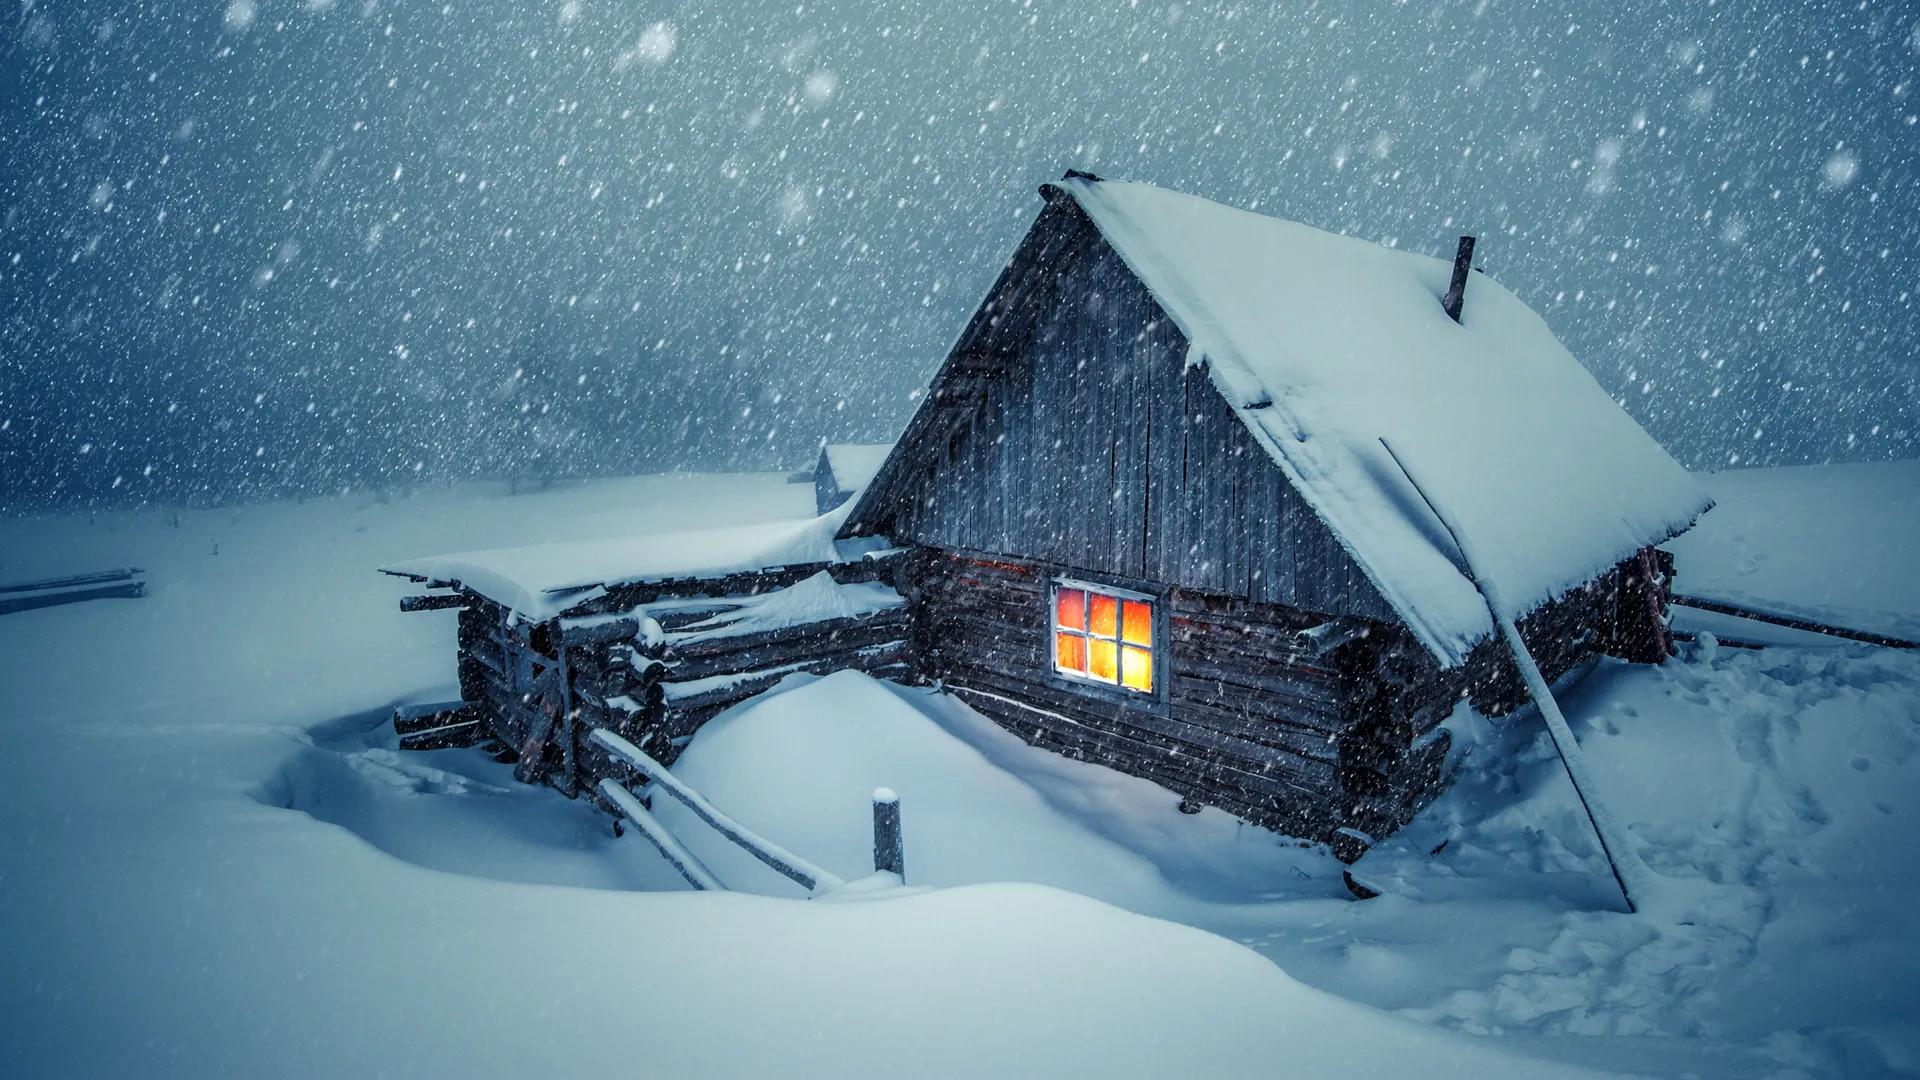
[1121,599,1152,645]
[1088,639,1119,682]
[1055,632,1088,674]
[1088,592,1119,638]
[1121,646,1153,692]
[1055,588,1086,631]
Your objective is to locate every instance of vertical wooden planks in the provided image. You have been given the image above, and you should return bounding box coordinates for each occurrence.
[881,213,1401,627]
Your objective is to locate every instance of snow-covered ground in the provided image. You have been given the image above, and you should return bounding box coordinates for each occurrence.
[1665,459,1920,643]
[2,464,1915,1077]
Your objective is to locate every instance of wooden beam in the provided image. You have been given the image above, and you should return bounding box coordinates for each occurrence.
[596,779,723,891]
[1670,594,1918,650]
[559,616,641,647]
[0,568,146,616]
[0,567,142,594]
[591,729,845,893]
[398,720,484,751]
[1382,436,1649,914]
[399,593,469,613]
[392,700,478,735]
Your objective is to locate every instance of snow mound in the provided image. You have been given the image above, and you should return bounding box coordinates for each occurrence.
[1052,177,1713,666]
[665,648,1920,1076]
[661,669,1227,900]
[1361,641,1920,1069]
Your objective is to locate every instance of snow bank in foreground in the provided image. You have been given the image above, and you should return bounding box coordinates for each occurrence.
[0,476,1584,1079]
[1664,459,1920,640]
[6,464,1914,1078]
[665,652,1920,1077]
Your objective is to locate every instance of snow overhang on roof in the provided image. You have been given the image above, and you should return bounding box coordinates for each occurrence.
[381,501,893,621]
[822,443,894,495]
[1044,176,1713,667]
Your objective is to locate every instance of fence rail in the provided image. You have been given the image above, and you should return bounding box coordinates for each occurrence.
[1671,594,1918,650]
[591,728,852,894]
[0,567,145,616]
[596,779,724,891]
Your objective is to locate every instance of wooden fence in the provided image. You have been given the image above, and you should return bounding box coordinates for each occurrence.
[0,568,145,616]
[591,728,903,893]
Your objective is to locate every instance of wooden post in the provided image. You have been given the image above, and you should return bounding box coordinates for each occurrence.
[1380,438,1651,914]
[1441,235,1476,323]
[872,787,904,879]
[558,647,578,797]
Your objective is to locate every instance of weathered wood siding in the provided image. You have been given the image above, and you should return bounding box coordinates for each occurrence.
[906,547,1437,841]
[851,195,1399,626]
[447,560,910,807]
[905,545,1671,844]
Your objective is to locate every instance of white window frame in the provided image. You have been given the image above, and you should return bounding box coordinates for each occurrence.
[1049,577,1157,695]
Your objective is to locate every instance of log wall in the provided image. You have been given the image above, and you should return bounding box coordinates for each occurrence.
[442,559,910,802]
[905,547,1423,841]
[410,539,1672,851]
[907,544,1673,846]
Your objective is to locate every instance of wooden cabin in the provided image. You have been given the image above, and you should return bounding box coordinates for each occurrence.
[813,443,894,514]
[387,174,1710,854]
[835,173,1711,846]
[381,514,913,800]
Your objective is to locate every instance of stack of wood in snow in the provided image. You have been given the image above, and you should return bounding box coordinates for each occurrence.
[391,555,909,803]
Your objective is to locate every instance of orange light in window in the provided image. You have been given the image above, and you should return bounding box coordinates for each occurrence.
[1089,592,1118,637]
[1088,639,1119,682]
[1056,587,1086,631]
[1053,582,1155,693]
[1055,632,1088,674]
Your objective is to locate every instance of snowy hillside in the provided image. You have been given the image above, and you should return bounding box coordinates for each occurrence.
[2,464,1916,1077]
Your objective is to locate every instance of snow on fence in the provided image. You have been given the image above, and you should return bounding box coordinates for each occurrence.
[0,567,145,616]
[1670,593,1919,651]
[595,778,724,891]
[591,728,903,895]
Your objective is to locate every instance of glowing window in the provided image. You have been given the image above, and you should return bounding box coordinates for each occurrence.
[1052,581,1154,693]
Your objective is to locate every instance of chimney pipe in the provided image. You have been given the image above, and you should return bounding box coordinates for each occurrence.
[1442,235,1476,323]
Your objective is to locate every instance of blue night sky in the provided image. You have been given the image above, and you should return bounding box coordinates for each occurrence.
[4,0,1916,508]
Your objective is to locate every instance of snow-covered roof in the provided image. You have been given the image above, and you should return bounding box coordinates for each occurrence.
[1050,177,1713,667]
[821,443,893,496]
[382,503,892,619]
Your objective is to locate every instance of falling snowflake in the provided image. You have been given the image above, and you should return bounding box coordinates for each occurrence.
[616,22,677,71]
[223,0,255,33]
[804,70,840,105]
[1821,148,1859,190]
